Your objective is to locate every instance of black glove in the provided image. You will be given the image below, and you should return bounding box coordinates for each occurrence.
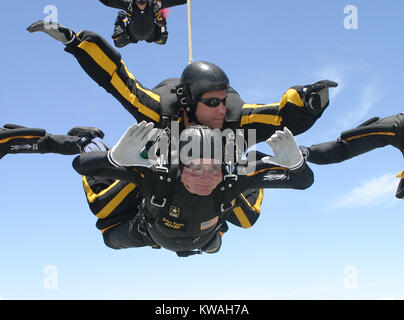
[305,80,338,114]
[294,80,338,115]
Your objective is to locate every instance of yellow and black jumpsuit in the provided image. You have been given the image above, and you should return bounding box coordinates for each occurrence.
[72,150,314,254]
[62,31,326,236]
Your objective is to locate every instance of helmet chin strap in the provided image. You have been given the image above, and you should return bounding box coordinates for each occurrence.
[172,84,200,124]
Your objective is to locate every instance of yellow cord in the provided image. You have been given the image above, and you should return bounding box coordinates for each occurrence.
[187,0,193,64]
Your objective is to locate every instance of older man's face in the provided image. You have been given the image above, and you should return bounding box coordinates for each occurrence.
[181,159,222,196]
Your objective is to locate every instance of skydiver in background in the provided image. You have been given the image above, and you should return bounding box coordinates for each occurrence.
[99,0,187,47]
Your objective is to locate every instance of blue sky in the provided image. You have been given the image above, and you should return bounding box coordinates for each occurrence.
[1,0,404,300]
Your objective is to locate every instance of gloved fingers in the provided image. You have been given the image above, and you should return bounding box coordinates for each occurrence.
[310,80,339,92]
[124,121,150,140]
[26,20,46,33]
[147,128,160,142]
[120,122,141,141]
[267,130,286,145]
[137,122,155,142]
[140,127,159,146]
[283,127,297,145]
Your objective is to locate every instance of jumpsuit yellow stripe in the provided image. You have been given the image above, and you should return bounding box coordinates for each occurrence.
[232,206,252,229]
[231,189,264,229]
[0,135,43,144]
[279,89,305,109]
[344,132,396,141]
[101,222,122,234]
[77,41,160,122]
[82,176,137,219]
[242,103,280,109]
[240,189,264,213]
[240,114,283,127]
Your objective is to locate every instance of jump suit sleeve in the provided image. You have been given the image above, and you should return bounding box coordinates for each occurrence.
[224,158,313,229]
[99,0,132,11]
[234,159,314,194]
[240,88,323,144]
[226,188,264,229]
[64,31,162,124]
[161,0,187,8]
[72,151,152,185]
[81,176,141,229]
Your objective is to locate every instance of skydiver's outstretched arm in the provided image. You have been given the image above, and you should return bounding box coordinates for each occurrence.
[241,80,338,146]
[99,0,132,12]
[233,128,314,194]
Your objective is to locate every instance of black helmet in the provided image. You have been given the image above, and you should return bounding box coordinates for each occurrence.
[178,125,223,167]
[135,0,148,4]
[179,61,229,122]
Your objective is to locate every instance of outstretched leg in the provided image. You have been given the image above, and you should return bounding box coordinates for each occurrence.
[305,113,404,198]
[307,114,404,164]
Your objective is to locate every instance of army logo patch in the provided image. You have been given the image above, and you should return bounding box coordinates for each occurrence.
[169,205,181,218]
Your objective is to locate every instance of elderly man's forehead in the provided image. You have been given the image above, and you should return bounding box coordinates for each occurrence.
[189,158,221,165]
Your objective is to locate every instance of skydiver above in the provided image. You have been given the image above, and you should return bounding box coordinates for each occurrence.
[99,0,187,47]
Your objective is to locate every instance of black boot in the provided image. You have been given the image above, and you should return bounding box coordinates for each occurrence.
[67,126,108,152]
[27,20,74,44]
[67,126,105,140]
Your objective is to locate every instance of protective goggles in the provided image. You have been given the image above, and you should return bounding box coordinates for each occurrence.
[199,97,227,108]
[135,0,148,4]
[184,163,222,176]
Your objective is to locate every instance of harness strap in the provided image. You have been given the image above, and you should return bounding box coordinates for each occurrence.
[150,165,178,208]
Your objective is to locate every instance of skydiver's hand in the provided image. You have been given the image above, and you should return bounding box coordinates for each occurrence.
[264,127,304,170]
[26,20,74,44]
[109,121,158,167]
[303,80,338,114]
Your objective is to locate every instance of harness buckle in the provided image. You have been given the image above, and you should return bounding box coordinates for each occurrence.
[151,195,166,208]
[221,202,233,213]
[155,165,169,173]
[224,173,238,181]
[137,222,148,237]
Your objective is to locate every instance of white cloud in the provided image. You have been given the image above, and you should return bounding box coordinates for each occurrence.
[327,173,399,210]
[340,81,384,131]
